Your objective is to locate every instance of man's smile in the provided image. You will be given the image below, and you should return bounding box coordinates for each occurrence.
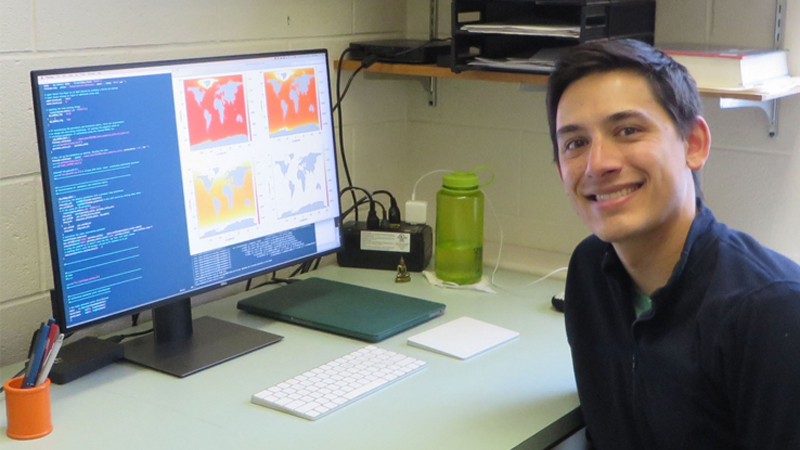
[585,183,643,202]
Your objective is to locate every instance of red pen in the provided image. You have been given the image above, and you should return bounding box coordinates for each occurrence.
[44,322,59,356]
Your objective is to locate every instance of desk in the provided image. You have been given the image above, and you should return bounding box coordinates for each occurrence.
[1,265,580,450]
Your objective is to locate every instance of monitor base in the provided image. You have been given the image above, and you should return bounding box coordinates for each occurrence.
[123,316,282,377]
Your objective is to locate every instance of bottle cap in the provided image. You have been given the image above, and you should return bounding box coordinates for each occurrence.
[442,166,494,189]
[442,171,479,189]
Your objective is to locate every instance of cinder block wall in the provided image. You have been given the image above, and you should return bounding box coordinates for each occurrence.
[0,0,415,365]
[405,0,800,271]
[3,0,800,366]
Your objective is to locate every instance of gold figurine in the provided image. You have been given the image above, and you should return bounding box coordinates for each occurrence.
[395,257,411,283]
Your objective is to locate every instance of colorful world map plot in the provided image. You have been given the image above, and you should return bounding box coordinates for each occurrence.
[184,75,250,150]
[264,68,321,137]
[194,164,258,238]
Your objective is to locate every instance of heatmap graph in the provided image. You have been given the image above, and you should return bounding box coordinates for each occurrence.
[184,75,250,150]
[264,68,321,137]
[193,163,258,237]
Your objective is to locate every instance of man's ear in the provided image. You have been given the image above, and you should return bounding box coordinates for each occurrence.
[686,116,711,171]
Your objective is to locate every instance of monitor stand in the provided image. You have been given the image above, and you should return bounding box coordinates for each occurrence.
[123,298,282,377]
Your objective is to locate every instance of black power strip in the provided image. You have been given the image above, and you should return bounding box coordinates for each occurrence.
[348,39,450,64]
[336,221,432,272]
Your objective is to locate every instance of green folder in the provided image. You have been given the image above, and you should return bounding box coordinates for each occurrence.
[236,277,446,342]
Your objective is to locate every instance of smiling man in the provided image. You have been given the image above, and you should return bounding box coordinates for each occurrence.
[546,39,800,449]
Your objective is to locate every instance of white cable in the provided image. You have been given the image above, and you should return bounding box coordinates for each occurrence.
[482,189,504,286]
[412,169,451,200]
[482,188,568,296]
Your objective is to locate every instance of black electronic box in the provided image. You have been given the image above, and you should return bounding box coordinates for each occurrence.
[348,39,450,64]
[337,221,432,272]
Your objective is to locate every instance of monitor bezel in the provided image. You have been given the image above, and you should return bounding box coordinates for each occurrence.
[31,48,343,333]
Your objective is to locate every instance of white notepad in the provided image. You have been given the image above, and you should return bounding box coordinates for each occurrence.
[407,316,519,360]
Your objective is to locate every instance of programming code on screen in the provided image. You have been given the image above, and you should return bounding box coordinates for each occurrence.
[36,53,340,328]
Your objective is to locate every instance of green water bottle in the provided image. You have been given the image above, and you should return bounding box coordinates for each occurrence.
[435,167,492,285]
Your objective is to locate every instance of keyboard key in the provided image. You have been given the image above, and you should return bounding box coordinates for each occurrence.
[251,346,426,420]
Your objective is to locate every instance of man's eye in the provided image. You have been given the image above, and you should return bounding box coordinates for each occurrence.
[565,139,587,150]
[619,126,638,137]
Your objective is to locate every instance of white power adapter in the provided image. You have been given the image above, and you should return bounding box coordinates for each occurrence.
[405,200,428,224]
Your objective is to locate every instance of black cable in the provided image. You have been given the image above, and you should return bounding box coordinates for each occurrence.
[390,37,452,58]
[106,327,153,344]
[341,195,368,218]
[289,263,305,278]
[342,196,386,220]
[339,186,379,229]
[333,39,449,223]
[372,190,393,198]
[339,186,374,205]
[332,65,364,113]
[342,197,387,223]
[335,48,358,221]
[313,258,321,271]
[333,39,449,113]
[249,276,301,291]
[343,196,385,218]
[132,313,140,327]
[372,190,401,223]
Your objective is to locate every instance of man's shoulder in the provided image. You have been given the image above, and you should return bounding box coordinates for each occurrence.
[708,222,800,284]
[693,222,800,319]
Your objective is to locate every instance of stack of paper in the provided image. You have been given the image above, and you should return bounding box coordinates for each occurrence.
[461,23,580,39]
[407,316,519,360]
[467,47,567,73]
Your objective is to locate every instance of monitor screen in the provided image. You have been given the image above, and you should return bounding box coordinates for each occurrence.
[32,49,342,377]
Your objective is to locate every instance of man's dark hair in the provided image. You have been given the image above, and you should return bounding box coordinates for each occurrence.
[545,38,704,195]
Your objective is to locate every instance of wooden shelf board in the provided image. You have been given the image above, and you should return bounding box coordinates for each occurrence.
[335,60,800,102]
[335,60,549,85]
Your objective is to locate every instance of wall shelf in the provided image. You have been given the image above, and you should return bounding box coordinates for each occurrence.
[336,59,799,137]
[335,59,800,102]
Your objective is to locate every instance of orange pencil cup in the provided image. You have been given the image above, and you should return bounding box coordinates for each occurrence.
[4,376,53,440]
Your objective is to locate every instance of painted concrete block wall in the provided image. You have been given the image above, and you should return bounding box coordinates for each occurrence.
[3,0,799,366]
[0,0,412,365]
[407,0,800,270]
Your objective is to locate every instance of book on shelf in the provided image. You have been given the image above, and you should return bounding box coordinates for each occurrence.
[659,44,789,90]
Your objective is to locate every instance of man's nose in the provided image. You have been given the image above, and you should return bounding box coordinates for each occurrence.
[585,136,622,178]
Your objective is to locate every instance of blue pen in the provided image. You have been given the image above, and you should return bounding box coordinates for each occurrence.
[21,327,41,385]
[23,323,50,388]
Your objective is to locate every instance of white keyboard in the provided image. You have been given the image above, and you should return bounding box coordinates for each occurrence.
[251,345,427,420]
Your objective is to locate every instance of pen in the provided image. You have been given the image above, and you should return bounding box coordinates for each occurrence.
[21,327,42,386]
[36,333,64,386]
[44,319,57,352]
[23,323,50,388]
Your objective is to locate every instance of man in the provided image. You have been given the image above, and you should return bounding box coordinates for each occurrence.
[546,39,800,449]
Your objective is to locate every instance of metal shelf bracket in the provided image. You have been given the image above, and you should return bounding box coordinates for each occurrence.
[717,0,786,138]
[719,98,780,138]
[427,0,439,107]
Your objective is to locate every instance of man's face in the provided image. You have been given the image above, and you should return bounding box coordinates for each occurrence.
[555,70,699,244]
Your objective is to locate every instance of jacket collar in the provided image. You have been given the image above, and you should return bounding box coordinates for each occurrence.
[600,198,717,301]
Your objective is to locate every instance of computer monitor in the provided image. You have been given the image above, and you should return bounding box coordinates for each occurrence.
[31,49,342,377]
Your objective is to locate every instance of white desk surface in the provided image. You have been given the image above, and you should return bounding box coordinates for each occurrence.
[1,265,578,450]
